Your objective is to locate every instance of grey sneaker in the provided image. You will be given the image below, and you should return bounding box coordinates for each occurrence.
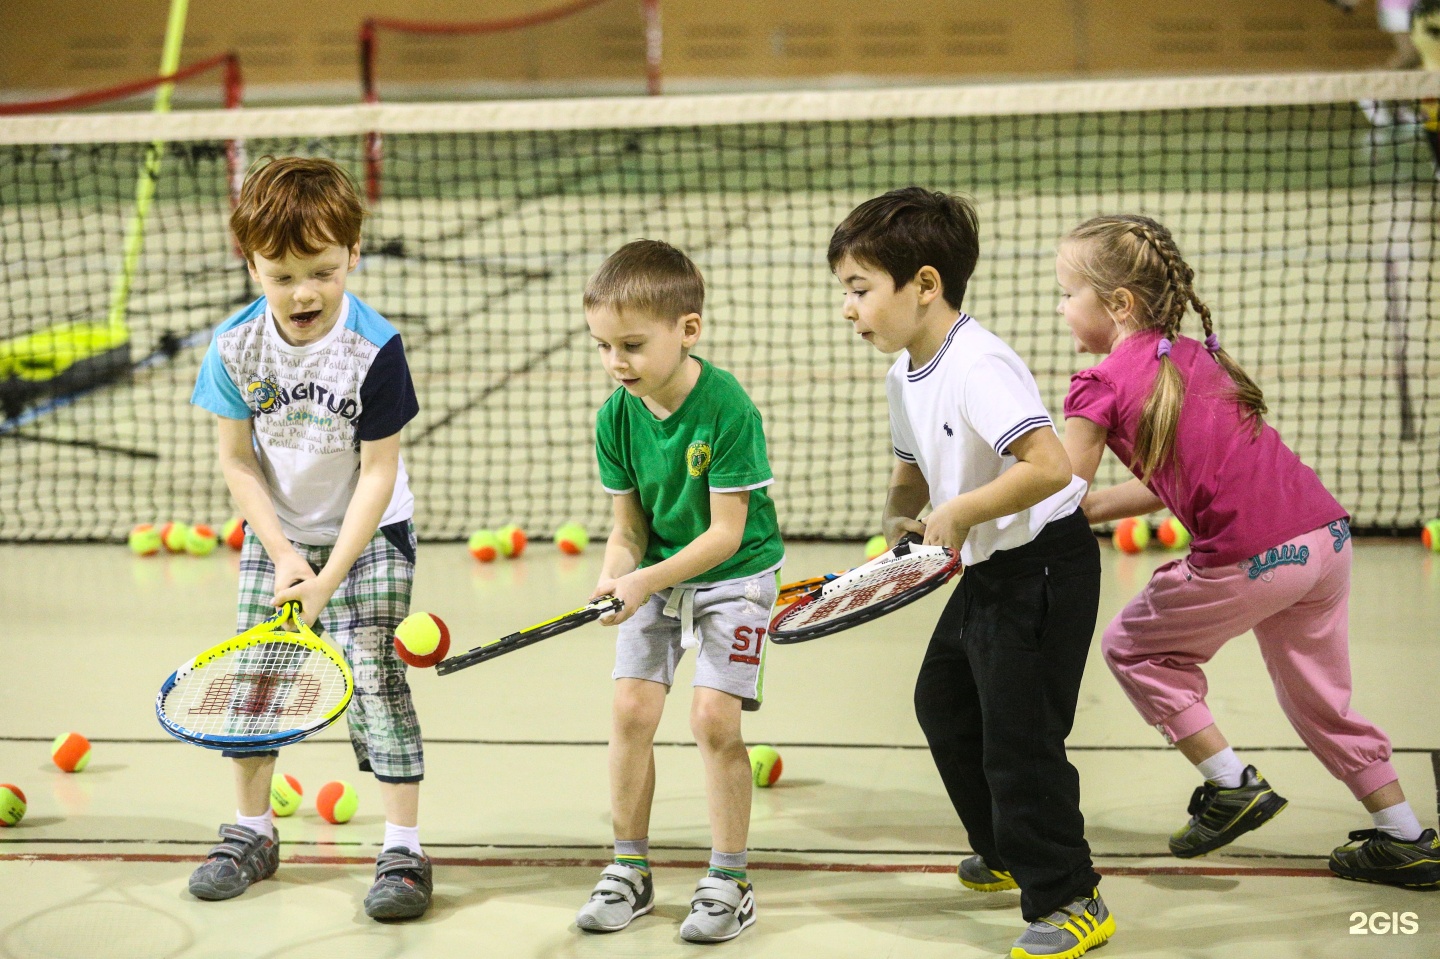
[1011,887,1115,959]
[1169,765,1288,859]
[958,854,1018,892]
[188,824,280,901]
[1329,828,1440,889]
[364,846,434,920]
[679,873,756,943]
[575,862,654,932]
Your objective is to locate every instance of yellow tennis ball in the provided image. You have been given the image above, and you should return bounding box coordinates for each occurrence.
[185,523,218,556]
[128,524,161,556]
[864,534,887,560]
[555,522,589,555]
[1423,519,1440,552]
[0,785,26,827]
[221,517,246,551]
[1112,517,1150,554]
[51,732,91,773]
[160,522,190,553]
[270,774,303,817]
[1157,517,1192,550]
[395,612,446,657]
[316,780,358,824]
[749,745,783,787]
[468,529,501,562]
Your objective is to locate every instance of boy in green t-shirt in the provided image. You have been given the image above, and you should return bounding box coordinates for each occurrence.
[575,240,784,944]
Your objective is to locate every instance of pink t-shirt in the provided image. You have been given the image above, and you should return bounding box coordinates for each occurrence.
[1064,330,1346,568]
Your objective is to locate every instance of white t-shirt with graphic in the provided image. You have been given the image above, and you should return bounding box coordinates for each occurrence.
[191,293,419,545]
[887,312,1085,566]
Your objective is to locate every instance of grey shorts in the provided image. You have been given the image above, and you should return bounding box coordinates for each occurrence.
[613,569,779,711]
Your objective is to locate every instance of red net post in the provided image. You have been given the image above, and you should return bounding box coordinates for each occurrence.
[643,0,662,95]
[360,18,384,205]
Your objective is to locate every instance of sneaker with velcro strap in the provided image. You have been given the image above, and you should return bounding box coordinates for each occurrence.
[1010,886,1115,959]
[1168,764,1288,859]
[680,872,757,943]
[1328,827,1440,889]
[364,846,433,920]
[575,862,655,932]
[187,823,280,901]
[958,854,1019,892]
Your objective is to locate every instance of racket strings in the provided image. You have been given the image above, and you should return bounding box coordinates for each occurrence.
[164,639,348,737]
[789,554,951,629]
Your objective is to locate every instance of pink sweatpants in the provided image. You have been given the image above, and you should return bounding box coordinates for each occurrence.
[1103,524,1397,800]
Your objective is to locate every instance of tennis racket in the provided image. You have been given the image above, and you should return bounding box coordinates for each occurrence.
[155,601,353,751]
[777,571,842,605]
[770,539,961,644]
[436,596,622,674]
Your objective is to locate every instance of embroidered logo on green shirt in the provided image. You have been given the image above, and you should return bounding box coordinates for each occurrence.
[686,440,712,477]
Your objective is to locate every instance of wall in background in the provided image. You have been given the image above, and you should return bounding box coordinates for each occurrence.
[0,0,1397,102]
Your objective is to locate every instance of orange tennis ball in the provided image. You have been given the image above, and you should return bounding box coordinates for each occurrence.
[748,745,783,787]
[0,784,26,826]
[1422,519,1440,552]
[128,523,161,555]
[554,522,589,555]
[270,774,303,817]
[185,524,219,556]
[1156,517,1192,550]
[468,529,501,562]
[316,780,358,824]
[51,732,91,772]
[498,524,527,558]
[160,522,189,553]
[222,517,246,550]
[393,612,451,668]
[1112,517,1150,554]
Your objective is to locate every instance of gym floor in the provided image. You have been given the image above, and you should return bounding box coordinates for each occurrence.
[1,538,1437,958]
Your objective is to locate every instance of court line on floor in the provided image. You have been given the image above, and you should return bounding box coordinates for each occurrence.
[0,851,1331,878]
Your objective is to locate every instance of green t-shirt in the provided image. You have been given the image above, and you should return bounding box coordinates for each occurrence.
[595,357,784,584]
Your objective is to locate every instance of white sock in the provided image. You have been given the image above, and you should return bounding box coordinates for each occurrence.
[236,810,274,839]
[1372,802,1423,842]
[384,822,422,855]
[1195,748,1246,788]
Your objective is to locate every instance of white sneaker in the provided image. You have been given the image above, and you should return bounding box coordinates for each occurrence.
[679,873,756,943]
[575,862,654,932]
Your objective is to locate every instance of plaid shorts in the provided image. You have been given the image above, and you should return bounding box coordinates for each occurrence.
[221,521,424,783]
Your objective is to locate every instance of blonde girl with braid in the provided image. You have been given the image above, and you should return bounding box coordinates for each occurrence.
[1057,215,1439,890]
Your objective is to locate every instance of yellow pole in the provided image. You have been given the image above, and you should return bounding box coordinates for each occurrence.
[105,0,191,338]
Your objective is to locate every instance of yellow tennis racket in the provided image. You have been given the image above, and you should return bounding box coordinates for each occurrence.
[155,601,353,750]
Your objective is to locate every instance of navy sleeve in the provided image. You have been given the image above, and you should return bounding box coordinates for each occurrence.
[357,335,419,441]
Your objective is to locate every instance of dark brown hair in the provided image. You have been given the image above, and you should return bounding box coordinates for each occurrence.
[230,156,365,262]
[583,239,704,320]
[1063,214,1267,481]
[828,187,979,309]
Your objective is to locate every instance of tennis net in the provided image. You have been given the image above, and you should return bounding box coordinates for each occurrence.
[2,71,1437,541]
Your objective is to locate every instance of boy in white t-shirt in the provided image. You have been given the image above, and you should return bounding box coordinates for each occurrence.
[829,188,1111,959]
[188,156,431,920]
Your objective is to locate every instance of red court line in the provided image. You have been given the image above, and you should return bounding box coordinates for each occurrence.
[0,852,1331,877]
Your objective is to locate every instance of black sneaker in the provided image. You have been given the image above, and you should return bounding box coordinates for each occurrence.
[364,846,434,920]
[188,824,280,901]
[1329,828,1440,889]
[1169,765,1288,858]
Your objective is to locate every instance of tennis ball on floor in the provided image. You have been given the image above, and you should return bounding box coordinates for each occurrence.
[1156,517,1192,550]
[393,612,451,668]
[160,522,189,553]
[270,774,303,817]
[185,524,219,556]
[468,529,501,563]
[316,780,358,824]
[221,517,246,551]
[1112,517,1150,554]
[864,534,888,560]
[128,523,161,556]
[498,524,528,559]
[51,732,91,773]
[0,785,26,827]
[749,745,783,787]
[555,522,589,555]
[1423,519,1440,552]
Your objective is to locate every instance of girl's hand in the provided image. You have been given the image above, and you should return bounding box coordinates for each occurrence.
[921,499,971,551]
[884,517,927,548]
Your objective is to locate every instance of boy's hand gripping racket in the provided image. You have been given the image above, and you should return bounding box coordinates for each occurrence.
[155,601,354,751]
[436,596,622,674]
[770,539,961,644]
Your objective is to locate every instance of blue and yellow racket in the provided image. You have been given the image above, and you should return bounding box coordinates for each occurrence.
[155,601,353,751]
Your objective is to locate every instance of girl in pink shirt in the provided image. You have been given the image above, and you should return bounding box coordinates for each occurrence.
[1057,214,1438,890]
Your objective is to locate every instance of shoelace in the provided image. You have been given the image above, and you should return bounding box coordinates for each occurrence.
[1186,782,1220,819]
